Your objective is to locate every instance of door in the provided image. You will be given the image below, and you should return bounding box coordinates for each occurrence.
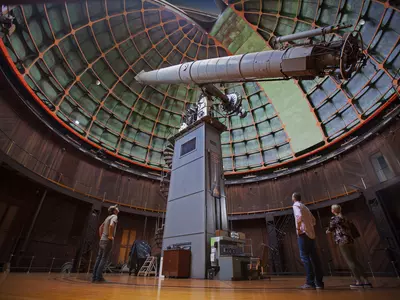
[118,229,136,264]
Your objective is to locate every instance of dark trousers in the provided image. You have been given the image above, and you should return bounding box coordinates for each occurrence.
[92,240,112,281]
[339,243,366,281]
[298,234,323,286]
[129,257,147,275]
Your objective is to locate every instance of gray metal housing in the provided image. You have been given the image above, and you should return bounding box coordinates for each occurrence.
[162,119,228,278]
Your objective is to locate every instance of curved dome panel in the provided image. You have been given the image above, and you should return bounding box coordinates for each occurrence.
[0,0,399,176]
[1,0,229,170]
[0,0,294,173]
[225,0,400,146]
[217,82,294,172]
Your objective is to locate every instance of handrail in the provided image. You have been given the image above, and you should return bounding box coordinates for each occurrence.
[0,127,359,216]
[229,190,358,216]
[0,128,165,214]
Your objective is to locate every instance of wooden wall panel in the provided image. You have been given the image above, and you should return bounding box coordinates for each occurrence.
[276,175,300,207]
[104,210,158,264]
[280,223,304,273]
[231,219,267,259]
[0,166,92,270]
[305,170,329,202]
[59,151,81,188]
[226,185,243,213]
[119,175,141,207]
[231,197,391,275]
[258,180,280,210]
[0,98,21,138]
[345,200,391,274]
[387,126,400,168]
[313,200,390,275]
[1,71,400,214]
[74,159,103,195]
[226,121,400,213]
[118,175,133,207]
[341,150,372,189]
[0,164,159,271]
[377,128,400,177]
[323,161,346,197]
[96,169,118,200]
[0,94,166,211]
[0,170,41,263]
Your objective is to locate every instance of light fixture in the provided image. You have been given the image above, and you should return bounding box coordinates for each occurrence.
[74,120,79,125]
[273,167,288,173]
[96,80,101,86]
[306,155,322,163]
[243,174,257,179]
[148,171,161,177]
[358,19,366,26]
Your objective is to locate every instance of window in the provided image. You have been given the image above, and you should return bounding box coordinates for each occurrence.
[371,152,394,183]
[118,229,136,264]
[180,137,196,156]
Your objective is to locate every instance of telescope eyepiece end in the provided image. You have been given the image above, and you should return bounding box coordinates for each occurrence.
[134,70,145,84]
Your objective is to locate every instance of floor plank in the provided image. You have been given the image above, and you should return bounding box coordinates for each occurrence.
[0,273,399,300]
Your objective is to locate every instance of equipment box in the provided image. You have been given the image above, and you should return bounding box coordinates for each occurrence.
[215,230,229,237]
[163,249,191,278]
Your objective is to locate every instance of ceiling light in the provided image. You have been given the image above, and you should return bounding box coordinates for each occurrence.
[96,80,101,86]
[148,171,161,177]
[273,167,288,173]
[306,155,322,163]
[74,120,79,125]
[243,175,257,179]
[358,19,365,26]
[341,136,358,147]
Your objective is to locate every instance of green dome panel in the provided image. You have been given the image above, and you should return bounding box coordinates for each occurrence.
[1,0,399,176]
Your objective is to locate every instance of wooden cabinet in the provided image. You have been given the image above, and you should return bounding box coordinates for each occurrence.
[162,249,191,278]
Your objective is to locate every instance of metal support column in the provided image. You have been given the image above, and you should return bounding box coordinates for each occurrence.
[367,196,400,276]
[265,215,283,274]
[17,189,47,266]
[74,202,101,273]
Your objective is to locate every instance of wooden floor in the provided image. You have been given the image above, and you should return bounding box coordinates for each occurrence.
[0,273,399,300]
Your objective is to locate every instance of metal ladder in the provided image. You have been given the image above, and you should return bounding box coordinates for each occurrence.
[137,256,158,277]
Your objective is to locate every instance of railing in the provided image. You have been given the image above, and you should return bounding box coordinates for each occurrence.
[0,127,165,214]
[229,189,359,216]
[4,250,133,275]
[6,254,76,274]
[0,127,359,216]
[5,251,397,277]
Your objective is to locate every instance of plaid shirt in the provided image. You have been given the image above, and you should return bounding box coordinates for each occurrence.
[328,215,354,245]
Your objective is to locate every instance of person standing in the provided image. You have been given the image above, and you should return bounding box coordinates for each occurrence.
[92,205,119,283]
[326,204,372,288]
[292,192,324,289]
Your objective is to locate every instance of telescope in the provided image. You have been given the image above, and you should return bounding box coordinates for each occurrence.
[135,25,365,120]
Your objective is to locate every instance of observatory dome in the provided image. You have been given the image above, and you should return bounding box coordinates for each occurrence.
[1,0,399,177]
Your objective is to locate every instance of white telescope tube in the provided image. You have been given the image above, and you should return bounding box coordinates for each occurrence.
[135,24,364,85]
[135,46,320,85]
